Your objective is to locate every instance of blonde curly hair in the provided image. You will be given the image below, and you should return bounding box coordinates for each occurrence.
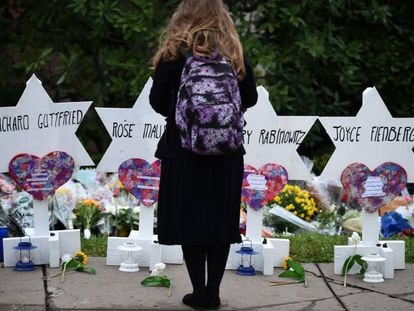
[151,0,246,79]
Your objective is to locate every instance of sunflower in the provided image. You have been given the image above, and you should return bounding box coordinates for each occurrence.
[282,256,291,270]
[74,251,88,265]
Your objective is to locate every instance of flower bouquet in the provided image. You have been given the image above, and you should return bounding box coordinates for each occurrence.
[53,183,78,229]
[73,199,103,239]
[265,184,318,234]
[111,205,139,237]
[273,184,318,222]
[0,173,17,195]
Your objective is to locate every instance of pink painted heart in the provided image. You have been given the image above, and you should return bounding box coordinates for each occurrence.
[8,151,75,201]
[341,162,407,213]
[118,158,161,207]
[242,163,288,210]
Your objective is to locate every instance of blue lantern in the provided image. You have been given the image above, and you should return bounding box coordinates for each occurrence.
[13,237,37,271]
[236,239,258,276]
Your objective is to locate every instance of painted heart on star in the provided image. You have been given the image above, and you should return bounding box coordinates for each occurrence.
[341,162,407,213]
[118,158,161,207]
[8,151,75,201]
[242,163,288,210]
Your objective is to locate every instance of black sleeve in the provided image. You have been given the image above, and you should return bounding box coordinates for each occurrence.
[149,61,174,117]
[239,59,258,110]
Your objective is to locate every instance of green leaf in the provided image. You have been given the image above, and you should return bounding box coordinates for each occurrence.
[342,255,356,276]
[354,256,367,275]
[278,259,305,282]
[279,269,300,278]
[141,276,171,288]
[88,267,97,274]
[288,260,305,279]
[62,258,82,270]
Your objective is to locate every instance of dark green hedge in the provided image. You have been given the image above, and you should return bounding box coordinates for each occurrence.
[1,0,413,165]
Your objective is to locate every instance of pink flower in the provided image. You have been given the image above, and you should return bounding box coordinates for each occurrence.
[404,195,413,203]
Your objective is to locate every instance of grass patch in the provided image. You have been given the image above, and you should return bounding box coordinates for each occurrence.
[285,233,348,263]
[81,233,413,263]
[81,235,108,257]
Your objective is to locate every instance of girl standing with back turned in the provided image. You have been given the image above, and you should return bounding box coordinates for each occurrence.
[150,0,257,309]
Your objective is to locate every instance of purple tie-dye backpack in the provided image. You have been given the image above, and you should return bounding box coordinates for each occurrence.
[176,52,244,155]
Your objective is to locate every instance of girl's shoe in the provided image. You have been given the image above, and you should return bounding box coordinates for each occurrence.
[206,296,220,310]
[182,293,207,310]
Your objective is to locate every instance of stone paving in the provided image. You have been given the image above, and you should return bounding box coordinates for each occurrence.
[0,258,413,310]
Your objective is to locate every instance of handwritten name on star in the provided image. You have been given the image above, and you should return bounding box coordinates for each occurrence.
[242,128,307,145]
[110,121,166,139]
[0,110,83,132]
[329,125,414,143]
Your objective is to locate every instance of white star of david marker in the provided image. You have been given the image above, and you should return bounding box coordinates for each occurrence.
[96,78,165,172]
[319,87,414,182]
[243,86,317,181]
[0,74,94,172]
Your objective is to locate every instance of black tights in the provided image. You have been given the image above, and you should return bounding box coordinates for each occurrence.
[181,244,230,303]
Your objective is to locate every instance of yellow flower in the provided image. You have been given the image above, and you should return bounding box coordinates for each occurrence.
[273,184,317,222]
[81,199,100,208]
[282,256,291,270]
[74,251,88,265]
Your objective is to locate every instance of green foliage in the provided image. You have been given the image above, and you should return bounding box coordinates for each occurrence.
[1,0,414,164]
[228,0,414,158]
[342,254,367,276]
[80,232,414,263]
[81,236,107,257]
[141,275,171,288]
[110,206,139,236]
[73,199,102,230]
[279,258,305,282]
[0,0,178,161]
[286,232,348,262]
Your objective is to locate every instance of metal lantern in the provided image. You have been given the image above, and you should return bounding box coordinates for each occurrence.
[13,237,37,271]
[235,239,258,276]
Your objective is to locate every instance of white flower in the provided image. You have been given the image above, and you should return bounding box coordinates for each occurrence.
[154,262,166,270]
[151,270,160,276]
[151,262,166,276]
[351,232,361,245]
[61,254,72,263]
[132,206,140,214]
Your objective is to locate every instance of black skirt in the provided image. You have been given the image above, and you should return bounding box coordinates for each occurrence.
[157,155,243,246]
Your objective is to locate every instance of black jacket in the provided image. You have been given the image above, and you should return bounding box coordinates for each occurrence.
[149,55,258,159]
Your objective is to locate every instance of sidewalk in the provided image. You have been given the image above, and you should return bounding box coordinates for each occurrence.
[0,258,413,310]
